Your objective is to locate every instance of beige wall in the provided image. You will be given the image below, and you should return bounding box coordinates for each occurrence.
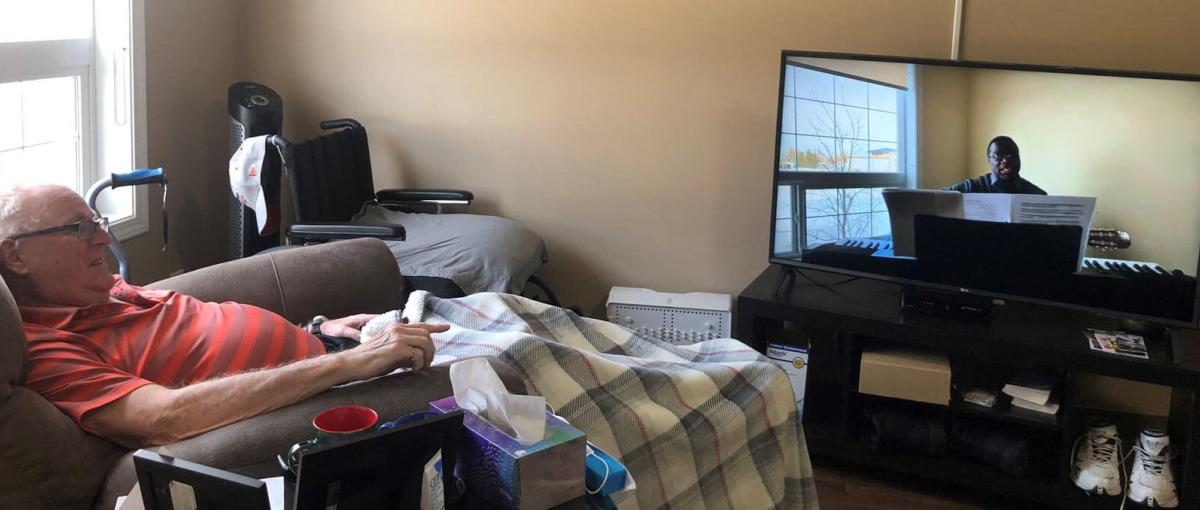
[964,70,1200,271]
[118,0,246,282]
[918,66,969,189]
[131,0,1200,315]
[237,0,954,314]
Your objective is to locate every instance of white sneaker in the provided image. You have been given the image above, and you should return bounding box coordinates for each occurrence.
[1127,428,1178,508]
[1072,418,1123,496]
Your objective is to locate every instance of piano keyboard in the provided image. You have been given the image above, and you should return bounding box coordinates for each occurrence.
[1082,256,1170,276]
[827,239,1178,277]
[833,238,894,252]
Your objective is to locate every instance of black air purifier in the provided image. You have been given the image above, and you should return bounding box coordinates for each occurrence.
[227,82,283,258]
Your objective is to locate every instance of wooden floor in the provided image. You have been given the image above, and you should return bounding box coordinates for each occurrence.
[812,461,1035,509]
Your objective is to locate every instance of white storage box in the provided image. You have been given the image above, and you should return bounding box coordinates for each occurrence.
[606,287,731,344]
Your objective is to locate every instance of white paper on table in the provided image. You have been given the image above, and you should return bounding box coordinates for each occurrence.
[116,483,142,510]
[262,476,285,510]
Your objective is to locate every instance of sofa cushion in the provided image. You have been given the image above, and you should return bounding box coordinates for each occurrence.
[0,273,27,395]
[0,387,123,510]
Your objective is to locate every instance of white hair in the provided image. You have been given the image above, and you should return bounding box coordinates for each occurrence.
[0,185,80,239]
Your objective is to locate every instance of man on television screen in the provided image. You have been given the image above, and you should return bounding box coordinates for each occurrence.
[945,136,1047,195]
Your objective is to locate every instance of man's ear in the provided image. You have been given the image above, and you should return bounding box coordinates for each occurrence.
[0,239,30,275]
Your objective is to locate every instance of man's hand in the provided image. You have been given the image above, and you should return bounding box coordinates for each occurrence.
[320,314,377,339]
[339,323,446,380]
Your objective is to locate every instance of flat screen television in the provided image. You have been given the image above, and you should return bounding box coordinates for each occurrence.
[768,51,1200,327]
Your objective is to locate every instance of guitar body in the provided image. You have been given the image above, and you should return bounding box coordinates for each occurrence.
[1088,228,1131,250]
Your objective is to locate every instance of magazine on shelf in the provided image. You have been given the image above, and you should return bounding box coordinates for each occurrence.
[1085,328,1149,359]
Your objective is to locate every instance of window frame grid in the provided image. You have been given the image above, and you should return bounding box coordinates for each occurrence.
[776,62,913,251]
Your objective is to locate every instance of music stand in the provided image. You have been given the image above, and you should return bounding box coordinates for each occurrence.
[132,450,269,510]
[914,214,1082,285]
[292,410,465,510]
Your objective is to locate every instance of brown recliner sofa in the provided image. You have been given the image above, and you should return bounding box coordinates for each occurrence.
[0,238,524,510]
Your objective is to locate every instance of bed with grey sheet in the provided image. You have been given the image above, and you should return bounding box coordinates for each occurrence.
[354,204,549,294]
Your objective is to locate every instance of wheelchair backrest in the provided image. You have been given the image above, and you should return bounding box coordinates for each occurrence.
[289,125,376,223]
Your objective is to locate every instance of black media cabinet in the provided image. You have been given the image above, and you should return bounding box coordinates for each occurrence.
[736,265,1200,509]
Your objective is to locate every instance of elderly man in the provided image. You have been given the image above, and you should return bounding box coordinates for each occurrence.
[0,184,442,448]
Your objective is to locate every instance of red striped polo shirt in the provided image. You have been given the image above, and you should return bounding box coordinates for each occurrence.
[20,277,326,424]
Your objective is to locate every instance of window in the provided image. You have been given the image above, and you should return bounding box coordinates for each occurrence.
[0,0,148,240]
[774,62,916,255]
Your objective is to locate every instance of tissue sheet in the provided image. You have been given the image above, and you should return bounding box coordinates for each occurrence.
[450,357,547,444]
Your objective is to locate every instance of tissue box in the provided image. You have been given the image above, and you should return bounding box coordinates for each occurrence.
[429,396,586,509]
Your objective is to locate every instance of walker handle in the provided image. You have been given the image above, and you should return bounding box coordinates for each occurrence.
[111,168,166,188]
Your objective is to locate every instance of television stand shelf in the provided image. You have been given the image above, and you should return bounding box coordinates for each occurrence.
[737,265,1200,509]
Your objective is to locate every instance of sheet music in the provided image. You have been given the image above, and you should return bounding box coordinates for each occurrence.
[962,194,1013,222]
[1011,195,1096,270]
[1012,195,1095,226]
[892,190,1096,270]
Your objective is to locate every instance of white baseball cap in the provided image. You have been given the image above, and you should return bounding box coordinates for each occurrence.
[228,136,276,235]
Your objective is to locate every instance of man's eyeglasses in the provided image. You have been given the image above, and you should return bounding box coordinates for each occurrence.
[988,152,1020,163]
[9,217,110,241]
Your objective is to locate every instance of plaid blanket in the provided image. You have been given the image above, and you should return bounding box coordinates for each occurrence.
[402,291,818,510]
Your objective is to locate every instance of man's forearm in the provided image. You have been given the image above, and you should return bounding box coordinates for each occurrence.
[83,322,442,447]
[156,352,359,442]
[87,351,358,446]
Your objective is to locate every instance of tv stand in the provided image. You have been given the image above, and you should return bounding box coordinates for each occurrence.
[900,287,993,322]
[736,265,1200,509]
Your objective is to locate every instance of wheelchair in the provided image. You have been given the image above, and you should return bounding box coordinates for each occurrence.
[264,119,560,305]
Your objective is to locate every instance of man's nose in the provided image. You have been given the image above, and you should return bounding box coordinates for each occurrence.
[91,226,113,246]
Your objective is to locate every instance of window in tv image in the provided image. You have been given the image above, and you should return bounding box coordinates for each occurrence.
[774,60,915,255]
[769,54,1200,325]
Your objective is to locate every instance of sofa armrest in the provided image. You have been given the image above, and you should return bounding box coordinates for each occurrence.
[147,238,404,323]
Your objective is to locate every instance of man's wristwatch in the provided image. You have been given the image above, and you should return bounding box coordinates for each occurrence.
[307,315,328,336]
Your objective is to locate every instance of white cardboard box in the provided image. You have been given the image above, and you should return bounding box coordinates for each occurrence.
[766,343,809,417]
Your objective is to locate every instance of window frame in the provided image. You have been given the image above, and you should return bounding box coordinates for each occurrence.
[0,0,148,241]
[774,62,918,254]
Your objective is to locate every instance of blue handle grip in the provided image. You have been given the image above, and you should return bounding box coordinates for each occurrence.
[111,168,166,189]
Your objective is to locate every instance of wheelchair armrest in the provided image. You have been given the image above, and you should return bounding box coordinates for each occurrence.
[375,188,474,206]
[287,222,406,242]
